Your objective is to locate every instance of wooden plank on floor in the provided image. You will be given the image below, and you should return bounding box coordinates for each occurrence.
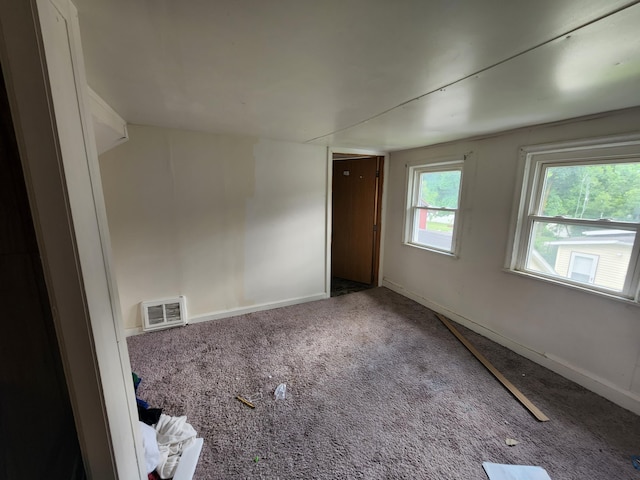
[435,313,550,422]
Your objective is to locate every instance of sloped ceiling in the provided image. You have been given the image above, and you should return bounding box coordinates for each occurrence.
[73,0,640,151]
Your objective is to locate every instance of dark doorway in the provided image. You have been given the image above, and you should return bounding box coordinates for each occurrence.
[0,65,85,479]
[331,154,383,294]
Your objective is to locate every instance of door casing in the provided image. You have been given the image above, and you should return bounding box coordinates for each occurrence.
[328,151,387,285]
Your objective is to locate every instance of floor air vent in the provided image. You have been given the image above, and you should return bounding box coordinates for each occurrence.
[141,296,187,332]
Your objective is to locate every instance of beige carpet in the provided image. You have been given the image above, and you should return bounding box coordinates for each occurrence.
[127,287,640,479]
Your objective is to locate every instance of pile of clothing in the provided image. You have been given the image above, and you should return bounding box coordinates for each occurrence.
[134,373,198,479]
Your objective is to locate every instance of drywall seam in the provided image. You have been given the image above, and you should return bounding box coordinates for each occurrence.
[305,2,640,145]
[382,278,640,416]
[166,132,182,294]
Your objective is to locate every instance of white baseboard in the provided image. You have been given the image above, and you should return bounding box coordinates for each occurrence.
[124,326,142,337]
[126,293,329,337]
[382,279,640,416]
[188,293,328,324]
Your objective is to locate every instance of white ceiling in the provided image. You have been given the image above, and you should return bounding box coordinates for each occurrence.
[73,0,640,151]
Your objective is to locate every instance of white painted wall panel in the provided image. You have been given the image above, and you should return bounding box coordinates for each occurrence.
[383,109,640,413]
[169,130,257,315]
[245,139,327,304]
[99,126,181,327]
[99,126,326,329]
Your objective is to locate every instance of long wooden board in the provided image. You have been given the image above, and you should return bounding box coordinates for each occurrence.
[436,313,549,422]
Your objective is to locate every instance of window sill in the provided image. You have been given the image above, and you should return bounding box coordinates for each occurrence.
[503,268,639,307]
[403,241,458,258]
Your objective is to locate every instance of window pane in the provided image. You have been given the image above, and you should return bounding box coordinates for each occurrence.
[539,162,640,221]
[526,220,635,292]
[418,170,461,209]
[413,209,455,251]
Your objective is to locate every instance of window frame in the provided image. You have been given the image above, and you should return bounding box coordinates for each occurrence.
[508,134,640,303]
[404,157,465,256]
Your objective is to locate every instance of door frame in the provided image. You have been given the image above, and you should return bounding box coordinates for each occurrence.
[325,147,389,295]
[0,1,143,477]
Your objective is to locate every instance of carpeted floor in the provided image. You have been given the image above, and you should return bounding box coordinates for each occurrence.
[127,287,640,479]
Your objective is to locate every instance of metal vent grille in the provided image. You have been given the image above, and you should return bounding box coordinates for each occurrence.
[141,296,187,331]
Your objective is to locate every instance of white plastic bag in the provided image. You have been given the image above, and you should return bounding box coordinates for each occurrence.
[274,383,286,400]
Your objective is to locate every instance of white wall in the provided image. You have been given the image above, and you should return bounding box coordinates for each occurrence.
[383,108,640,414]
[99,125,327,330]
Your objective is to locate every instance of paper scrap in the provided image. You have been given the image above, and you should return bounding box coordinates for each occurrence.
[483,462,552,480]
[505,438,519,446]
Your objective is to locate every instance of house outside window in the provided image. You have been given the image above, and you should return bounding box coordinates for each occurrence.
[508,135,640,302]
[567,252,599,284]
[404,158,464,255]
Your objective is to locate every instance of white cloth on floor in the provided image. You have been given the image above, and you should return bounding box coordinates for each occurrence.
[155,414,197,479]
[139,421,161,474]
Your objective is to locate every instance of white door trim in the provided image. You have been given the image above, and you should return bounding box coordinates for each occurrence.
[326,146,389,292]
[0,0,143,477]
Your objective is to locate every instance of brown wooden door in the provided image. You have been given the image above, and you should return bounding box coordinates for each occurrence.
[331,156,381,284]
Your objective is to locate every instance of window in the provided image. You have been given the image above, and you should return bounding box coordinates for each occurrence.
[405,158,464,254]
[509,135,640,301]
[568,252,599,284]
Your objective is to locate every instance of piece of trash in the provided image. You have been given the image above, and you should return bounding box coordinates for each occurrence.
[253,456,260,463]
[247,391,263,403]
[632,455,640,470]
[268,375,272,379]
[274,383,286,400]
[483,462,551,480]
[236,395,255,409]
[505,438,520,446]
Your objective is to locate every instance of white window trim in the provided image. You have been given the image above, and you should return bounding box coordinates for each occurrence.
[507,133,640,303]
[403,156,465,256]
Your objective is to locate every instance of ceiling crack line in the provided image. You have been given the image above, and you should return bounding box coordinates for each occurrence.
[304,0,640,145]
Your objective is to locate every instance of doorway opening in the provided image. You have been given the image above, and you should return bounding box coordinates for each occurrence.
[330,153,384,297]
[0,62,86,479]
